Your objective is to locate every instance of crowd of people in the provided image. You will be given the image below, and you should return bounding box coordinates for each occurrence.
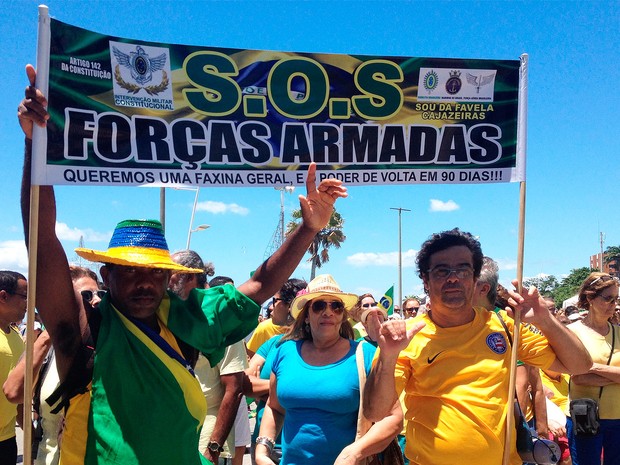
[1,66,619,465]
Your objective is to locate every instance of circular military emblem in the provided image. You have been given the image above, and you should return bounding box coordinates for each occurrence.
[423,71,439,92]
[445,70,462,95]
[486,332,507,354]
[134,56,148,76]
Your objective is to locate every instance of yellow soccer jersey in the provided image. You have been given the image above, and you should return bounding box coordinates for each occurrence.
[396,308,556,465]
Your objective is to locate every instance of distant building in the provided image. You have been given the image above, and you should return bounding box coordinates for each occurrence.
[590,253,619,278]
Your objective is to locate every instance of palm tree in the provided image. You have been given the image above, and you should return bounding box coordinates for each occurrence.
[286,208,346,279]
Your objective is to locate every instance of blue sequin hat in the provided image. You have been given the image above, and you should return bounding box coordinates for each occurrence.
[75,219,202,273]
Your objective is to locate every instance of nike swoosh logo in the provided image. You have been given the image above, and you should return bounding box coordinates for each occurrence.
[427,351,445,364]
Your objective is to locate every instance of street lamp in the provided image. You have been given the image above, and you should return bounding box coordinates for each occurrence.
[186,187,210,249]
[187,224,210,249]
[274,185,296,244]
[390,207,411,317]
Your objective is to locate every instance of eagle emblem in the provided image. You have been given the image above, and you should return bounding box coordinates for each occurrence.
[466,73,495,94]
[112,45,167,85]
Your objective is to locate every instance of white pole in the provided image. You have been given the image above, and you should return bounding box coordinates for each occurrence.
[23,6,51,465]
[186,187,200,249]
[390,207,410,315]
[31,5,51,185]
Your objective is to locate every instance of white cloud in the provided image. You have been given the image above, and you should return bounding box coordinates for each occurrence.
[347,249,417,267]
[0,240,28,274]
[496,258,518,271]
[196,200,249,216]
[55,222,111,242]
[429,199,459,212]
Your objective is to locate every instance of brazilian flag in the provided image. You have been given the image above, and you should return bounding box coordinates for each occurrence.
[378,286,394,315]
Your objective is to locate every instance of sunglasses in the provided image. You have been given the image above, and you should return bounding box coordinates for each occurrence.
[81,290,107,302]
[597,294,619,304]
[311,300,345,314]
[361,302,378,308]
[272,297,285,306]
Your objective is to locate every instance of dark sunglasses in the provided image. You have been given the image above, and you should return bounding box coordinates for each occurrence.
[361,302,378,308]
[81,290,107,302]
[598,294,619,304]
[311,300,344,314]
[272,297,286,306]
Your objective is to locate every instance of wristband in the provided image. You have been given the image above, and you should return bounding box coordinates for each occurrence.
[256,436,275,453]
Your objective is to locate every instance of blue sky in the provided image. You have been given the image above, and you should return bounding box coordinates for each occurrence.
[1,0,619,306]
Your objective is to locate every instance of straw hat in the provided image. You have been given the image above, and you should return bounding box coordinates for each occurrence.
[290,274,358,319]
[75,219,203,273]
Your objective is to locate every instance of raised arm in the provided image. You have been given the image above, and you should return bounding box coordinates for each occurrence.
[237,163,347,304]
[19,64,85,381]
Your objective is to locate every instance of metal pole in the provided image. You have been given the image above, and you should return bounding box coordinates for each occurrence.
[280,189,285,244]
[600,231,605,272]
[390,207,410,317]
[186,188,200,249]
[159,187,166,232]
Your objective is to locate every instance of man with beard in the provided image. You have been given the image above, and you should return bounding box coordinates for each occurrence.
[363,228,592,465]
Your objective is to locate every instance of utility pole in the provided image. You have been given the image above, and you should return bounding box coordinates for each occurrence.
[390,207,411,317]
[600,231,606,272]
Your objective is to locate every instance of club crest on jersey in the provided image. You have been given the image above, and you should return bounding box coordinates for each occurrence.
[486,332,507,354]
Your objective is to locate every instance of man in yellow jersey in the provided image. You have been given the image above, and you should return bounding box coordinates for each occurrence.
[18,64,347,465]
[363,228,592,465]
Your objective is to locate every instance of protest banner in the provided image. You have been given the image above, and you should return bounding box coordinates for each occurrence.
[24,8,530,465]
[32,15,523,188]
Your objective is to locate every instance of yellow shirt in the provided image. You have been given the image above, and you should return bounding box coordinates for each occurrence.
[540,370,570,415]
[0,326,24,441]
[567,321,620,419]
[246,319,287,354]
[395,308,556,465]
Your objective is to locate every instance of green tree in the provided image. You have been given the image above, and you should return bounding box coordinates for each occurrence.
[550,267,592,306]
[523,275,559,297]
[286,208,345,280]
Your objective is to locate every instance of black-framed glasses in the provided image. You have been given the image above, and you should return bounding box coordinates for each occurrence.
[311,300,344,314]
[405,307,419,312]
[272,297,285,306]
[428,266,474,280]
[361,302,378,308]
[81,290,107,302]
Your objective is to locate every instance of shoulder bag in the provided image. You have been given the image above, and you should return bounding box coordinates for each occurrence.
[355,342,405,465]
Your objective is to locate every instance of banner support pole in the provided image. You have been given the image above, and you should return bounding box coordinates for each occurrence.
[502,53,529,465]
[22,6,51,465]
